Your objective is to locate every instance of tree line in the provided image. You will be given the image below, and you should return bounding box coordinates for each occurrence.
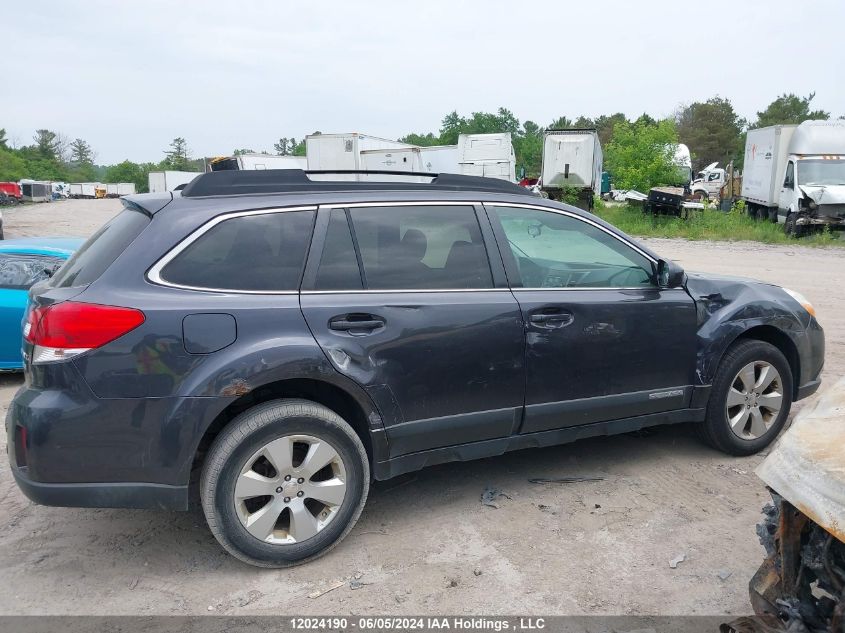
[0,92,835,194]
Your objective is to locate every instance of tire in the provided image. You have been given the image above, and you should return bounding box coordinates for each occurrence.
[200,399,369,567]
[696,191,708,202]
[784,213,805,238]
[698,339,793,456]
[756,206,769,221]
[746,203,757,219]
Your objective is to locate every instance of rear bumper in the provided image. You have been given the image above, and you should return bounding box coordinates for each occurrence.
[11,466,188,510]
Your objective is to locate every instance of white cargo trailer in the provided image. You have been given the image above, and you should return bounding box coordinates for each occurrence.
[148,171,202,193]
[105,183,120,197]
[540,129,603,209]
[306,133,415,180]
[420,145,459,174]
[741,120,845,235]
[117,182,136,196]
[208,154,307,171]
[456,133,515,182]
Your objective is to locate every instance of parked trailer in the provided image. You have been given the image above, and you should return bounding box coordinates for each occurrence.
[20,181,51,203]
[306,133,415,180]
[360,145,460,178]
[540,129,602,210]
[68,183,99,199]
[148,171,202,193]
[117,183,136,196]
[741,120,845,235]
[208,154,308,171]
[457,133,516,182]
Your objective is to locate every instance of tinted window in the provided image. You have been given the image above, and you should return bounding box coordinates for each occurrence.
[315,209,362,290]
[160,210,315,291]
[349,205,492,290]
[52,209,149,288]
[0,254,65,290]
[491,206,654,289]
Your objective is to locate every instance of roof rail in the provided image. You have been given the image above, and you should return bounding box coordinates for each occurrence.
[179,169,532,198]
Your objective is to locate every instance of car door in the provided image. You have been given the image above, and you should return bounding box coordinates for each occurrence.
[300,203,525,458]
[485,203,697,434]
[778,161,796,215]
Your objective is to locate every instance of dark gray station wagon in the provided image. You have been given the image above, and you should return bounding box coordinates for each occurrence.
[8,170,824,566]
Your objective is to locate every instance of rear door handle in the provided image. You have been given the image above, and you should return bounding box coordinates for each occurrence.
[528,309,574,328]
[328,314,385,334]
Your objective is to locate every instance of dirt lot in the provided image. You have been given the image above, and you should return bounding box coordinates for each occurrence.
[0,199,840,616]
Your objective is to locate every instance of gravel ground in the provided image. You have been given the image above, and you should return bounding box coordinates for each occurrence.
[0,199,840,616]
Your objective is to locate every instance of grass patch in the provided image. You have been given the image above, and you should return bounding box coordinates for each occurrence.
[593,202,843,247]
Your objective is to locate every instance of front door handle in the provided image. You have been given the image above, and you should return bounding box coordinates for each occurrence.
[328,314,385,334]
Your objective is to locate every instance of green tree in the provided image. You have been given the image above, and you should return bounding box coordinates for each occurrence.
[163,137,190,170]
[69,138,95,165]
[233,148,256,155]
[604,119,680,191]
[753,92,829,128]
[513,120,544,178]
[572,116,594,128]
[0,128,7,149]
[33,129,62,160]
[104,160,156,193]
[0,146,27,181]
[594,113,628,146]
[438,108,521,144]
[675,97,745,170]
[548,116,573,130]
[398,132,441,146]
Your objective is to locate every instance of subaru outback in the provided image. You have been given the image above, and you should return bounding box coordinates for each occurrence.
[7,170,824,567]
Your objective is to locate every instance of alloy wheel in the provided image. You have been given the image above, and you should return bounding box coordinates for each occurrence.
[725,361,783,440]
[234,434,347,544]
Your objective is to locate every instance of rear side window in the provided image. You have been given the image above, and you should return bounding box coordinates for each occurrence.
[348,205,493,290]
[0,254,65,289]
[51,209,150,288]
[159,210,315,291]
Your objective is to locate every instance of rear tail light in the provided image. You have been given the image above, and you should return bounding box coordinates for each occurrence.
[24,301,145,364]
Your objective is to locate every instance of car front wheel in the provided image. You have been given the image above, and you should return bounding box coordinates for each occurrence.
[699,339,793,455]
[200,399,369,567]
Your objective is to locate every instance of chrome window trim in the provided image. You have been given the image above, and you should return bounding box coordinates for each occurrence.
[301,288,507,295]
[320,201,481,209]
[482,201,658,264]
[146,205,317,294]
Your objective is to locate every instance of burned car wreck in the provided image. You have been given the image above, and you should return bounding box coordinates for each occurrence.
[741,378,845,632]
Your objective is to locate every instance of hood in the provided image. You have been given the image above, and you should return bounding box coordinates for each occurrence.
[756,377,845,542]
[799,184,845,205]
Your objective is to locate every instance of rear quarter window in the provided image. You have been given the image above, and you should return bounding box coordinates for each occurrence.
[157,209,315,291]
[51,209,150,288]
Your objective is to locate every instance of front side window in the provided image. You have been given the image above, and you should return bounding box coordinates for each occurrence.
[159,210,315,291]
[0,254,65,290]
[348,205,493,290]
[490,206,655,289]
[784,162,795,189]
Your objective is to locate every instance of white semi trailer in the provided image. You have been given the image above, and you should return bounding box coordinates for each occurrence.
[306,133,416,180]
[540,129,603,210]
[148,171,202,193]
[208,154,307,171]
[457,133,515,182]
[359,145,460,177]
[741,120,845,235]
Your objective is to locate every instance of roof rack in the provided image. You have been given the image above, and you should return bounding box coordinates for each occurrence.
[179,169,532,198]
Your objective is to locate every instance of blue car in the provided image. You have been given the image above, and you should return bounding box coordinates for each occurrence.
[0,238,82,370]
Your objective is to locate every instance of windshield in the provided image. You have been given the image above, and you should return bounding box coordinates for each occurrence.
[797,159,845,186]
[0,253,65,289]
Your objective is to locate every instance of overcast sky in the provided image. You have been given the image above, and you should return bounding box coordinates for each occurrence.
[5,0,843,164]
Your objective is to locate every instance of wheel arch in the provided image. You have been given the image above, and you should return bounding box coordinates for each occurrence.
[718,325,801,398]
[189,377,385,491]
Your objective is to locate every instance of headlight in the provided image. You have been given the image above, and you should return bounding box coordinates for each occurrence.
[783,288,816,318]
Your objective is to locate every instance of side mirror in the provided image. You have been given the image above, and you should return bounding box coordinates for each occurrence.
[657,259,685,288]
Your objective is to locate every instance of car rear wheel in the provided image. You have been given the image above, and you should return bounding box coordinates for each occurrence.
[200,399,369,567]
[698,339,793,455]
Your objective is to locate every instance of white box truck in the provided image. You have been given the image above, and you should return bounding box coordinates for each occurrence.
[306,133,416,180]
[69,182,99,199]
[541,129,603,210]
[148,171,202,193]
[208,154,307,171]
[741,120,845,235]
[457,133,515,182]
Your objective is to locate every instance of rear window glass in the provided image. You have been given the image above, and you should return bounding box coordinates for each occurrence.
[51,209,150,288]
[159,210,315,291]
[0,254,65,290]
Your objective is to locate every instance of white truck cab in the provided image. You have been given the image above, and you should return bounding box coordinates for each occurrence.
[690,162,726,201]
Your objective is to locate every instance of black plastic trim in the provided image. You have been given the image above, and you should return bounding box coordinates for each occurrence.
[796,379,821,401]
